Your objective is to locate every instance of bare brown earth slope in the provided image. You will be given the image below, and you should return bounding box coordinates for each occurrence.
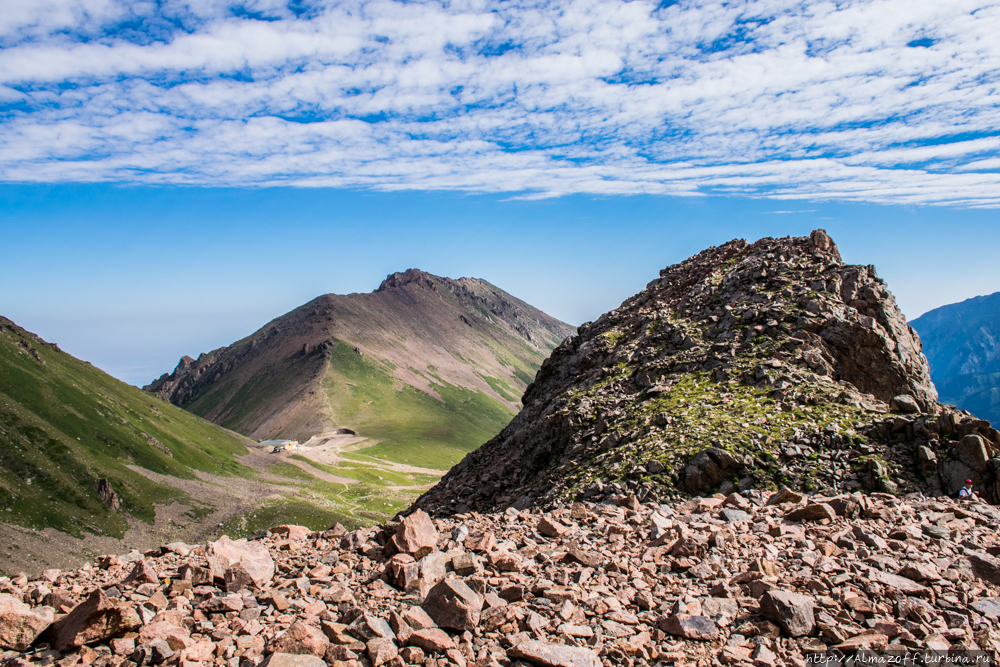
[416,231,1000,515]
[146,270,574,469]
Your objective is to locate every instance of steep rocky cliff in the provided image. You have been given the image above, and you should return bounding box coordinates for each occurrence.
[415,231,1000,514]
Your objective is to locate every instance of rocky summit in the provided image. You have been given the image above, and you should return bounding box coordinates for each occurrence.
[415,231,1000,515]
[2,492,1000,667]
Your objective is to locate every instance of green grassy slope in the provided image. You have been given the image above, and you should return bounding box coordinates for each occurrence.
[323,340,516,470]
[0,318,252,539]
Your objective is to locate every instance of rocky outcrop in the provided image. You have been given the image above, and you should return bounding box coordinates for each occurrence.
[2,492,1000,667]
[93,479,120,512]
[412,231,998,515]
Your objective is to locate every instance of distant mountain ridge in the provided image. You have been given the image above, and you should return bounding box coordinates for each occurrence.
[911,291,1000,423]
[145,270,575,467]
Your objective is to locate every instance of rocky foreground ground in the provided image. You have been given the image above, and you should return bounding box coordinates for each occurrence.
[3,491,1000,667]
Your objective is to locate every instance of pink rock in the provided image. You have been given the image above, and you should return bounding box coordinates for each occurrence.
[422,579,482,631]
[659,614,719,641]
[121,560,159,586]
[267,620,330,657]
[51,588,141,652]
[759,590,815,637]
[0,594,53,651]
[395,510,440,559]
[205,537,275,588]
[408,628,455,653]
[270,525,312,541]
[507,640,601,667]
[464,532,497,553]
[366,637,399,666]
[488,550,524,572]
[139,621,191,650]
[388,554,420,590]
[182,639,215,662]
[537,517,568,538]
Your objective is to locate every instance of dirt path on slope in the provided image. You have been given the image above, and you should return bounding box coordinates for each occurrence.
[294,430,446,482]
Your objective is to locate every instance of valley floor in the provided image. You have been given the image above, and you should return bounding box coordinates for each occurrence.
[0,438,446,577]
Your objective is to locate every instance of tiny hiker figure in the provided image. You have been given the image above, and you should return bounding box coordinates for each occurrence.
[959,479,976,500]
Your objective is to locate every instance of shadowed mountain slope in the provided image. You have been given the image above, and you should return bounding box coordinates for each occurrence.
[911,292,1000,424]
[146,270,574,468]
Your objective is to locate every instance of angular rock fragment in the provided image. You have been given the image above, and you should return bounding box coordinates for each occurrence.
[51,588,141,651]
[659,614,720,640]
[408,628,454,653]
[507,639,601,667]
[0,594,53,651]
[260,654,326,667]
[396,510,440,559]
[784,503,836,522]
[422,579,483,631]
[267,620,330,657]
[205,537,275,588]
[868,569,930,597]
[968,550,1000,585]
[759,590,815,637]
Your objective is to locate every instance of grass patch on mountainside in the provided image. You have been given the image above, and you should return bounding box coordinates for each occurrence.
[219,499,360,540]
[323,340,516,470]
[0,324,254,540]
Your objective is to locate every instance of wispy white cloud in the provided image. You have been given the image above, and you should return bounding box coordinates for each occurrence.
[1,0,1000,204]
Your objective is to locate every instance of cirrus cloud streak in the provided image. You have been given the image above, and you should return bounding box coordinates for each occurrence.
[1,0,1000,205]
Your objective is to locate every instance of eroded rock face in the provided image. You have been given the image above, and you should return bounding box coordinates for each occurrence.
[411,231,1000,515]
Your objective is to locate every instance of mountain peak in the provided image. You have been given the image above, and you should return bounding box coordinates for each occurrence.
[376,268,439,292]
[146,271,575,443]
[413,231,994,515]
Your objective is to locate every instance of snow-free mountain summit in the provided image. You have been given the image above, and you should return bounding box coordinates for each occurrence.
[146,270,574,467]
[416,231,1000,514]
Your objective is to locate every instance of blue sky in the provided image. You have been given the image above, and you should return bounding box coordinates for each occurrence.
[1,0,999,385]
[3,183,999,386]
